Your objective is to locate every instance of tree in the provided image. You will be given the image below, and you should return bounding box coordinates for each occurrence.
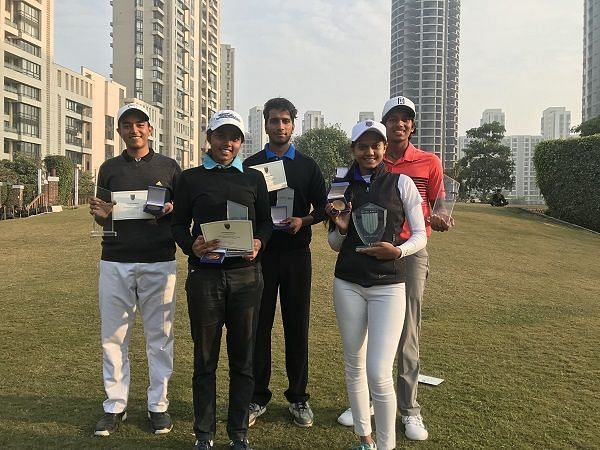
[572,116,600,137]
[293,125,352,182]
[0,155,41,205]
[455,122,514,201]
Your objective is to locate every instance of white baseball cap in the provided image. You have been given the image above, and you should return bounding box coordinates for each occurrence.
[208,110,245,137]
[351,120,387,143]
[381,96,416,121]
[117,103,150,124]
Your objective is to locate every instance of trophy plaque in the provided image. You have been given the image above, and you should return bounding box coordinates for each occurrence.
[327,181,350,214]
[352,202,387,251]
[143,185,167,216]
[91,186,116,237]
[431,175,459,226]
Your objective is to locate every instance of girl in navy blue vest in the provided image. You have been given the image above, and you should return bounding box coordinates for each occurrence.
[326,120,427,450]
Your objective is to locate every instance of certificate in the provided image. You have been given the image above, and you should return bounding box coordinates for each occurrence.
[250,160,287,191]
[200,220,254,251]
[112,190,154,220]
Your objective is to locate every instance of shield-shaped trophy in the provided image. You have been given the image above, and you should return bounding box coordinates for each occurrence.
[352,202,387,251]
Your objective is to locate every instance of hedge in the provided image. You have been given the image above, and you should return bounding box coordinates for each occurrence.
[534,135,600,231]
[44,155,74,206]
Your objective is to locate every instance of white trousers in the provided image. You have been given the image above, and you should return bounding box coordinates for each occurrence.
[99,260,176,413]
[333,278,406,450]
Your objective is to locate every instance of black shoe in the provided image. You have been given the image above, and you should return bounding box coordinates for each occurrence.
[194,439,214,449]
[229,438,253,450]
[148,410,173,434]
[94,411,127,436]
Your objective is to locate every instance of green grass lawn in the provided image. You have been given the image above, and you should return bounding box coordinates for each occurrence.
[1,204,598,449]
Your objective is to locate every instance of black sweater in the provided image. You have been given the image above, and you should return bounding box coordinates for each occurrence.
[243,149,327,251]
[171,165,272,269]
[97,149,181,263]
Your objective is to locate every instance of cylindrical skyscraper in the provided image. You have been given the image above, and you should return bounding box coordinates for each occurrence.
[390,0,460,170]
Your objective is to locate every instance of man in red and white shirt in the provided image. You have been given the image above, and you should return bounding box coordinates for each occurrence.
[383,96,451,440]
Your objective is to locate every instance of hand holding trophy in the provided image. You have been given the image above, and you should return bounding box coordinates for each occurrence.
[430,174,459,231]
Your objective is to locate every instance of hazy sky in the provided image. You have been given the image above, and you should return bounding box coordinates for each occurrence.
[54,0,583,137]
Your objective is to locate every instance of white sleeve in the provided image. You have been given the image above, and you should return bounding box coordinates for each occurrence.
[328,227,346,252]
[396,174,427,257]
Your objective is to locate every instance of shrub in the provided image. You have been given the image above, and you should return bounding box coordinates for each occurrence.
[534,136,600,231]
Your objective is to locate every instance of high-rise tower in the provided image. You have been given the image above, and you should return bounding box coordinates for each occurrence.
[390,0,460,170]
[583,0,600,122]
[112,0,218,168]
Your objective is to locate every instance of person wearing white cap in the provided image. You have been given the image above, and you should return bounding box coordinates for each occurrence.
[171,109,272,450]
[326,120,426,449]
[89,101,181,437]
[383,96,449,440]
[338,97,450,440]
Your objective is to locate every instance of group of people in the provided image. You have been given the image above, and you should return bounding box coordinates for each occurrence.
[89,94,452,450]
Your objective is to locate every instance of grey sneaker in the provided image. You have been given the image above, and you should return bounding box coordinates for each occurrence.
[248,402,266,427]
[94,411,127,436]
[288,401,314,427]
[148,410,173,434]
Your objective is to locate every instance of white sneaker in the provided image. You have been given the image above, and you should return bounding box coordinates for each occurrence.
[337,405,375,427]
[402,414,428,441]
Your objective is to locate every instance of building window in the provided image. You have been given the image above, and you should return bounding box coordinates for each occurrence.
[14,141,41,159]
[105,115,114,140]
[105,144,114,161]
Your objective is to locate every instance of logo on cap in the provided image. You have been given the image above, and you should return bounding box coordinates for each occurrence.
[215,112,241,122]
[365,120,374,127]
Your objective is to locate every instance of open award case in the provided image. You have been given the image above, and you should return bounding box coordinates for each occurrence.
[327,181,350,214]
[91,186,116,237]
[271,205,291,230]
[143,185,167,216]
[431,174,460,226]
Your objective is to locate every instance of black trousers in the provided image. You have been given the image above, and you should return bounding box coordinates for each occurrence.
[186,264,263,441]
[252,247,311,405]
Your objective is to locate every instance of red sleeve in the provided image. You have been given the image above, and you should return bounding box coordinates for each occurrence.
[427,154,444,207]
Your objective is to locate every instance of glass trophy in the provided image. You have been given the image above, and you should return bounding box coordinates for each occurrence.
[431,175,460,227]
[227,200,248,220]
[224,201,251,257]
[328,181,350,214]
[143,185,167,216]
[352,202,387,251]
[276,187,294,217]
[271,205,291,230]
[91,186,116,237]
[335,167,349,179]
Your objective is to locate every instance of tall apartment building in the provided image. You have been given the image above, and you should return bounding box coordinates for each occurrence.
[240,106,266,160]
[358,111,375,122]
[480,108,505,127]
[503,135,544,204]
[540,107,571,140]
[2,0,53,161]
[219,43,234,110]
[390,0,460,170]
[302,110,324,134]
[583,0,600,121]
[198,0,220,156]
[112,0,213,169]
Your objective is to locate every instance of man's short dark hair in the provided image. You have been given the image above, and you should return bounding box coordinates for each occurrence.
[263,97,297,123]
